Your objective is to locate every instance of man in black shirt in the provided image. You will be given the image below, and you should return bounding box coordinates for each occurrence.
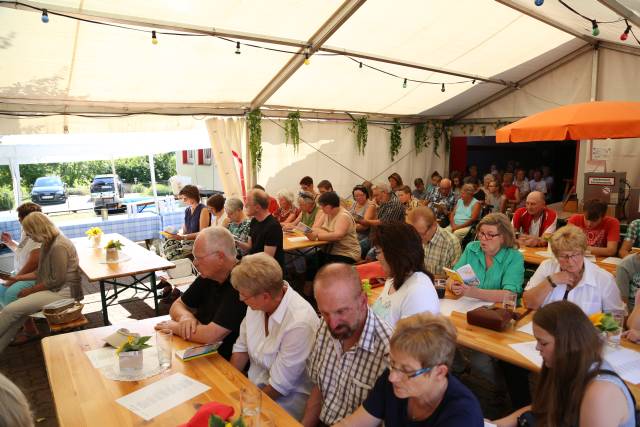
[241,189,284,269]
[155,227,246,360]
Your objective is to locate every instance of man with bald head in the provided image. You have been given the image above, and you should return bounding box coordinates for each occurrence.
[512,191,558,247]
[302,263,392,427]
[427,177,457,226]
[241,188,284,268]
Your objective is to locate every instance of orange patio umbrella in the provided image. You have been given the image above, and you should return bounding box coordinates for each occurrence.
[495,101,640,143]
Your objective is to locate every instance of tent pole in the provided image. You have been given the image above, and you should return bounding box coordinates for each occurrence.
[110,156,116,176]
[148,154,159,211]
[9,159,22,209]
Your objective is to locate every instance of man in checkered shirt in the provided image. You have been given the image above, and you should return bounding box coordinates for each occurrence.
[302,263,391,426]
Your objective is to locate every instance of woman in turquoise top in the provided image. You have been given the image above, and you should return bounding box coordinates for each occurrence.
[449,213,524,302]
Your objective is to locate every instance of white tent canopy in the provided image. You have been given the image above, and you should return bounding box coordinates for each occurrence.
[2,0,639,127]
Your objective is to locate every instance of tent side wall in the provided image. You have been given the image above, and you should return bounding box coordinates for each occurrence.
[461,46,640,199]
[258,120,446,198]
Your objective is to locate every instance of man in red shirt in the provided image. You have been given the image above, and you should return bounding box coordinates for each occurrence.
[512,191,557,247]
[567,199,620,256]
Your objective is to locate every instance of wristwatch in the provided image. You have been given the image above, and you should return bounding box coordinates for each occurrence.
[546,275,557,288]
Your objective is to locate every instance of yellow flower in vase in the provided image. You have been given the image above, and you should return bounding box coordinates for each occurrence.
[589,312,604,327]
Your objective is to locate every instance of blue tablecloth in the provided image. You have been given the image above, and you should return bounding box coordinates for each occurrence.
[159,210,184,232]
[57,212,161,241]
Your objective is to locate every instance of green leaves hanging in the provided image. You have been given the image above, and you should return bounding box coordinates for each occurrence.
[350,116,368,155]
[414,123,427,154]
[247,109,263,172]
[284,110,301,153]
[389,118,402,161]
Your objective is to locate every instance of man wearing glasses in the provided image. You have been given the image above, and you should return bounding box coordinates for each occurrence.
[302,263,392,427]
[155,227,247,360]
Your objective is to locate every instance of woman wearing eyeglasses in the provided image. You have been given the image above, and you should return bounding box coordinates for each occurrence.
[333,313,483,427]
[449,213,524,303]
[522,225,624,315]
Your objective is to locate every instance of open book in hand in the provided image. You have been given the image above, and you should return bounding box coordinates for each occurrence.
[175,342,221,361]
[443,264,480,287]
[294,222,311,233]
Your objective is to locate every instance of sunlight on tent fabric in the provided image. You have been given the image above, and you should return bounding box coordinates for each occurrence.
[324,0,574,76]
[267,54,485,115]
[0,129,210,164]
[0,8,291,103]
[45,0,343,41]
[508,0,635,46]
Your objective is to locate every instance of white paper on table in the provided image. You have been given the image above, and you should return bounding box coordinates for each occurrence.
[534,251,554,258]
[116,373,210,421]
[85,347,117,369]
[603,347,640,384]
[288,236,309,242]
[484,422,497,427]
[509,341,543,367]
[601,257,622,265]
[517,321,534,336]
[439,297,488,316]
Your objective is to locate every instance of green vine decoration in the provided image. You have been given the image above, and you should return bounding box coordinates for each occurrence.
[414,123,427,154]
[247,109,263,172]
[284,110,301,153]
[350,116,368,155]
[432,123,442,158]
[389,118,402,161]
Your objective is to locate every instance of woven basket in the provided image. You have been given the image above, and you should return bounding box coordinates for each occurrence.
[44,302,84,325]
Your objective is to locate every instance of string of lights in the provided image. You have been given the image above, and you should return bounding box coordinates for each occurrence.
[535,0,639,44]
[0,0,485,92]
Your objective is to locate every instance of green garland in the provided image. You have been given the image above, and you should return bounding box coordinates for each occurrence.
[284,110,301,153]
[389,118,402,161]
[432,123,441,158]
[350,116,368,155]
[247,109,263,172]
[413,123,427,154]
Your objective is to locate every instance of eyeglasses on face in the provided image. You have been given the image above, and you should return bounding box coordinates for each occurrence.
[478,231,500,240]
[557,252,582,261]
[389,365,432,381]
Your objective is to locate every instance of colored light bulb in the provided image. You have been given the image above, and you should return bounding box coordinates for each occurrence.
[151,30,158,45]
[41,9,49,23]
[534,0,544,6]
[621,25,631,41]
[235,41,241,54]
[591,21,600,37]
[403,78,407,88]
[304,53,310,65]
[441,83,445,92]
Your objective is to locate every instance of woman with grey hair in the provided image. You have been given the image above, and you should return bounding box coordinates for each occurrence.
[274,189,300,224]
[0,372,33,427]
[224,197,251,255]
[230,253,319,420]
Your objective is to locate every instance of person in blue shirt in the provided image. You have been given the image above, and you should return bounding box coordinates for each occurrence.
[449,213,524,303]
[333,312,484,427]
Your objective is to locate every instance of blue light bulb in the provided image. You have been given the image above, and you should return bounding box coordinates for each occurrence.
[534,0,544,6]
[41,9,49,23]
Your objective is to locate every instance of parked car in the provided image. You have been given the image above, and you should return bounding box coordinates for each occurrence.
[90,174,125,213]
[30,176,68,204]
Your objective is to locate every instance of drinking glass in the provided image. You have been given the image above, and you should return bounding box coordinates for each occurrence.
[434,278,447,299]
[240,386,262,426]
[156,329,173,369]
[606,310,626,348]
[502,292,517,313]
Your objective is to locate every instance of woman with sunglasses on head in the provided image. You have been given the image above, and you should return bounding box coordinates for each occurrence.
[494,301,636,427]
[333,313,483,427]
[448,213,524,303]
[523,225,624,315]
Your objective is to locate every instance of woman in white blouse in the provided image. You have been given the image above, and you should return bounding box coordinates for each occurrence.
[523,225,624,315]
[371,222,439,327]
[230,253,319,420]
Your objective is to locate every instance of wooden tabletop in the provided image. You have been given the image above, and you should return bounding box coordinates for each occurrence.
[41,316,301,427]
[283,231,329,251]
[71,233,175,282]
[519,245,617,274]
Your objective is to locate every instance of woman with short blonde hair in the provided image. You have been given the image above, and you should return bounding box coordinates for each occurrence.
[335,313,484,427]
[230,253,319,420]
[523,225,624,314]
[0,212,82,352]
